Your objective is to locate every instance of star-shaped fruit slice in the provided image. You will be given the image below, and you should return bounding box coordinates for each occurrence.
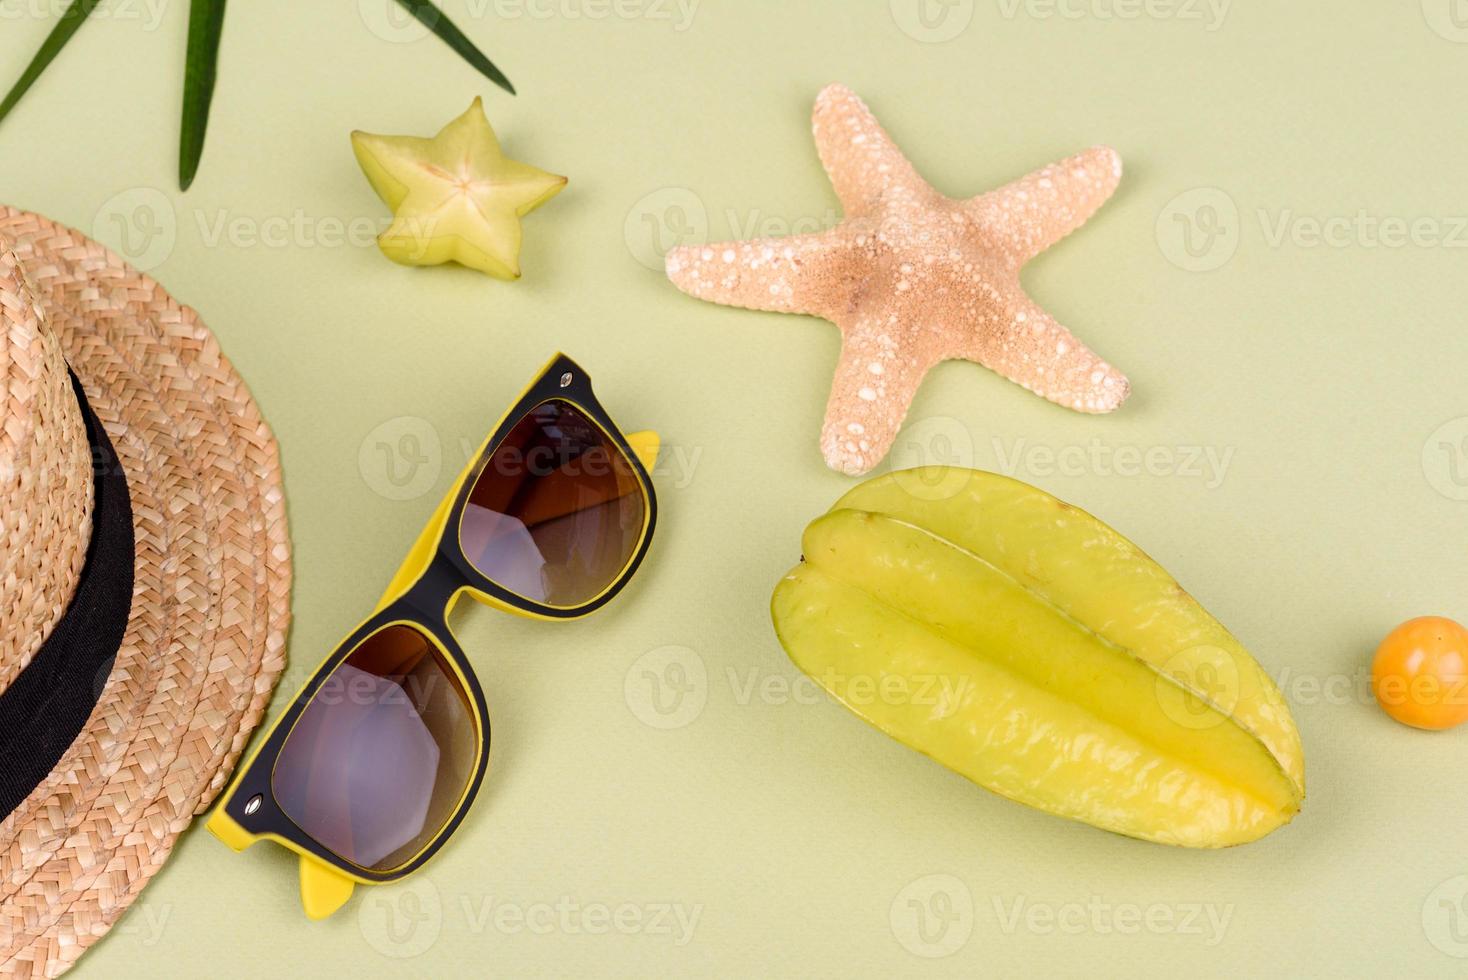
[352,97,566,279]
[665,83,1129,475]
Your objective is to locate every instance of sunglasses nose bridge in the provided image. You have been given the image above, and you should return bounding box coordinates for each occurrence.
[392,559,463,632]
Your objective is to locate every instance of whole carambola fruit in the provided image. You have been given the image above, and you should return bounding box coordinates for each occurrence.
[771,468,1304,846]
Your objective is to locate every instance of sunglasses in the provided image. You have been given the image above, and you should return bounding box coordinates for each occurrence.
[207,354,658,919]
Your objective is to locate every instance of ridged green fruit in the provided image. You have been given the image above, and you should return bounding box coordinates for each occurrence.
[771,468,1304,847]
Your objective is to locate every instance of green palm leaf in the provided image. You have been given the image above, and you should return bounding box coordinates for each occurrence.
[393,0,515,96]
[0,0,102,126]
[179,0,228,190]
[0,0,515,190]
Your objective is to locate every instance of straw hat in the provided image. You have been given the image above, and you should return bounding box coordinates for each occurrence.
[0,207,291,976]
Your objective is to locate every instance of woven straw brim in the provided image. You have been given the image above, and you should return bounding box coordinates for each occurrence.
[0,237,93,691]
[0,207,291,978]
[0,237,92,692]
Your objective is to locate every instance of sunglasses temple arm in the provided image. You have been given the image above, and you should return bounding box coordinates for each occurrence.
[625,430,660,472]
[374,488,460,614]
[299,852,356,920]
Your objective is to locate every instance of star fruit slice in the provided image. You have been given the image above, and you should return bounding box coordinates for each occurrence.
[770,468,1304,847]
[351,97,566,279]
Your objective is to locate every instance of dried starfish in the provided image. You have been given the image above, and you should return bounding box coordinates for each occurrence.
[665,83,1130,475]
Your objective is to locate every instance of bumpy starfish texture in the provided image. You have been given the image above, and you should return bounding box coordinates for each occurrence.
[352,97,566,279]
[665,83,1130,475]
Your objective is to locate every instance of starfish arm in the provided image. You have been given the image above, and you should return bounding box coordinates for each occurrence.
[811,83,928,215]
[965,146,1123,265]
[959,293,1129,414]
[665,230,858,317]
[820,322,935,475]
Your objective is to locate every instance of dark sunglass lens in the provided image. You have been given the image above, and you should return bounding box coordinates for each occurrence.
[459,399,645,607]
[271,624,477,871]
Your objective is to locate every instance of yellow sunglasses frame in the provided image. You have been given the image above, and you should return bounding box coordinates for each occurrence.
[206,353,659,919]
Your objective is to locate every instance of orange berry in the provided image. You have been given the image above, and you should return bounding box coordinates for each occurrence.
[1372,616,1468,730]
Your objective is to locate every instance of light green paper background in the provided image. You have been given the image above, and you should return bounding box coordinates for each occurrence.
[4,1,1468,975]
